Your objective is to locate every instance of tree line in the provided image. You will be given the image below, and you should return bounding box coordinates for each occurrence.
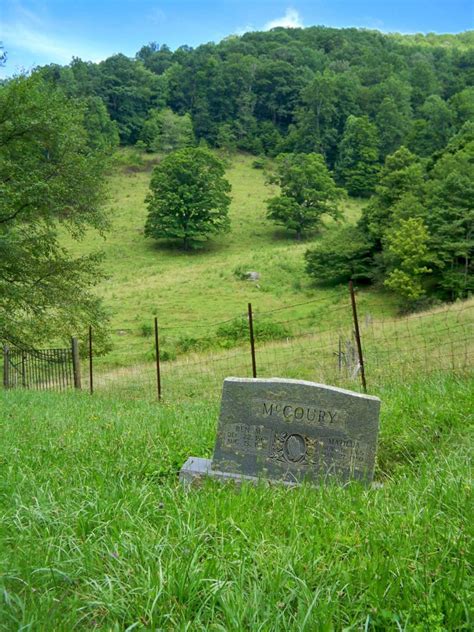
[35,27,473,188]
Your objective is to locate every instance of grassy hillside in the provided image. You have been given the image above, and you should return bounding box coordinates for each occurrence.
[66,151,370,366]
[0,373,472,630]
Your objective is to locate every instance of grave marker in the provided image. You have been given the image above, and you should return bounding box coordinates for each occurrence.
[180,377,381,486]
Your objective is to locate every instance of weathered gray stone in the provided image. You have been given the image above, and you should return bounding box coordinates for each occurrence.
[245,271,260,281]
[180,377,381,487]
[180,457,296,487]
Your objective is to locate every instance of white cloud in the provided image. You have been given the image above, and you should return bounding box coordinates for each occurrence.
[235,23,255,36]
[264,8,303,31]
[2,22,79,64]
[1,3,107,68]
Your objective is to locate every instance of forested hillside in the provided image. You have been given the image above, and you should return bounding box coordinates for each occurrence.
[37,26,474,161]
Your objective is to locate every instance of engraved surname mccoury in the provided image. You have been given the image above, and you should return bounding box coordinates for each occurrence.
[258,399,348,430]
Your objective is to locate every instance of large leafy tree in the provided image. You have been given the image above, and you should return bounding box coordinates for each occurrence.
[140,108,194,153]
[0,75,110,348]
[408,95,454,156]
[422,128,474,298]
[359,146,425,248]
[266,153,344,240]
[305,226,374,284]
[145,147,231,250]
[335,115,380,197]
[97,54,166,144]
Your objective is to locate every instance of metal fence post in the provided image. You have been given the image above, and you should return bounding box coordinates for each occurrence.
[154,317,162,401]
[349,280,367,393]
[248,302,257,378]
[71,337,82,390]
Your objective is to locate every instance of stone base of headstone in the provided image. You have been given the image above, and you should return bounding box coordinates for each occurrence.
[179,456,297,487]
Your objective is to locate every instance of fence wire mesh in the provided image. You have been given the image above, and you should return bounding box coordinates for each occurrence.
[79,292,473,402]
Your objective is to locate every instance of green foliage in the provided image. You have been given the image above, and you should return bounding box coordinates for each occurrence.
[140,323,153,337]
[360,146,425,246]
[36,26,472,164]
[306,124,473,304]
[422,129,474,298]
[267,153,345,239]
[232,265,250,280]
[140,107,195,153]
[174,316,289,355]
[217,317,289,343]
[0,75,110,348]
[383,218,432,300]
[145,147,231,249]
[252,158,266,169]
[449,87,474,129]
[335,115,380,196]
[97,54,167,144]
[408,95,454,156]
[305,226,375,285]
[81,95,120,152]
[375,96,412,159]
[216,122,237,152]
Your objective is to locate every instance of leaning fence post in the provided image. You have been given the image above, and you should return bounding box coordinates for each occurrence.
[349,280,367,393]
[248,302,257,378]
[3,345,10,389]
[154,317,162,401]
[71,337,82,390]
[88,326,93,395]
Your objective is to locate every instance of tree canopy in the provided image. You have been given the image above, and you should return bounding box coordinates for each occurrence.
[306,127,474,303]
[267,153,344,239]
[144,147,231,249]
[34,26,474,167]
[0,75,110,348]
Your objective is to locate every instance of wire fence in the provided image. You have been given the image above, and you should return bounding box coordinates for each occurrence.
[79,288,473,402]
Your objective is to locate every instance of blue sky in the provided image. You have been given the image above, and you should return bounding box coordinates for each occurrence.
[1,0,473,77]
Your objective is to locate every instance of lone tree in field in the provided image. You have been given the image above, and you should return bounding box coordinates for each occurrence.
[266,153,344,240]
[145,147,231,250]
[0,74,110,349]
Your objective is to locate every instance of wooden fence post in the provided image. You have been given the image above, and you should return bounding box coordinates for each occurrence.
[248,302,257,378]
[3,345,10,389]
[71,337,82,390]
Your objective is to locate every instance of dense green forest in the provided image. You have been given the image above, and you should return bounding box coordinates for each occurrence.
[36,27,474,159]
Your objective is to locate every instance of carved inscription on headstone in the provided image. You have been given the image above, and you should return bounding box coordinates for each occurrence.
[211,377,381,484]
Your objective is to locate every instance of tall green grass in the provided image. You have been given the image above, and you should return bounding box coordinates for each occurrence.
[0,373,472,630]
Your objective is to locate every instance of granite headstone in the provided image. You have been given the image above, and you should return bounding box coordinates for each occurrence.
[180,377,381,486]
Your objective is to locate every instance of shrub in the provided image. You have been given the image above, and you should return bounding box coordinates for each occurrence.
[252,158,266,170]
[217,317,289,343]
[305,226,375,285]
[140,323,153,338]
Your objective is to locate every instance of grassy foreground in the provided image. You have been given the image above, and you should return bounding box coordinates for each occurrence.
[0,374,472,630]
